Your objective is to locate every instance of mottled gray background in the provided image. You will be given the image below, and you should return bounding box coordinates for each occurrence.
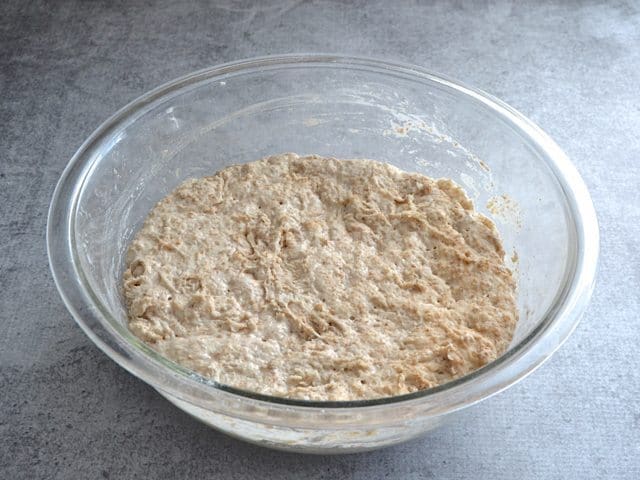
[2,0,639,478]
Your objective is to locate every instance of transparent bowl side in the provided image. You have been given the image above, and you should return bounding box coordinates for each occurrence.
[48,57,597,432]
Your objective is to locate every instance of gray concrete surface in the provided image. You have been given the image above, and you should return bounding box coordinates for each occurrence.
[2,0,639,478]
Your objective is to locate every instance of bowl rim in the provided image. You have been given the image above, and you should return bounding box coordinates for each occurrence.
[47,53,599,411]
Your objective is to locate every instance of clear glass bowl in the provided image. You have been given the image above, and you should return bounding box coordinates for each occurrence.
[47,54,598,453]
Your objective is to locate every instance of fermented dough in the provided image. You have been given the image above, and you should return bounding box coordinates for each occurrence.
[123,153,517,400]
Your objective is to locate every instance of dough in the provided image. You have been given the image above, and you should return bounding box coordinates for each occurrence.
[123,153,517,400]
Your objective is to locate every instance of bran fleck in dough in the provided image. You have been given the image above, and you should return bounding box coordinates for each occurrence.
[123,153,517,400]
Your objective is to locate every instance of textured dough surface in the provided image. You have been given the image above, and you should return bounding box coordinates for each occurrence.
[123,153,517,400]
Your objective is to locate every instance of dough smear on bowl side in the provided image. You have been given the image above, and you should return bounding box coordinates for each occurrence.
[123,153,517,401]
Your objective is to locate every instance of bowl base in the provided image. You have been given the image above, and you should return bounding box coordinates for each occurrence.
[156,389,448,454]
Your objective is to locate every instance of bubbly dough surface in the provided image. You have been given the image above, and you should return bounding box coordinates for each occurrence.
[123,153,517,400]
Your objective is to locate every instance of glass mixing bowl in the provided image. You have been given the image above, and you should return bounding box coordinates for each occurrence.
[47,54,598,453]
